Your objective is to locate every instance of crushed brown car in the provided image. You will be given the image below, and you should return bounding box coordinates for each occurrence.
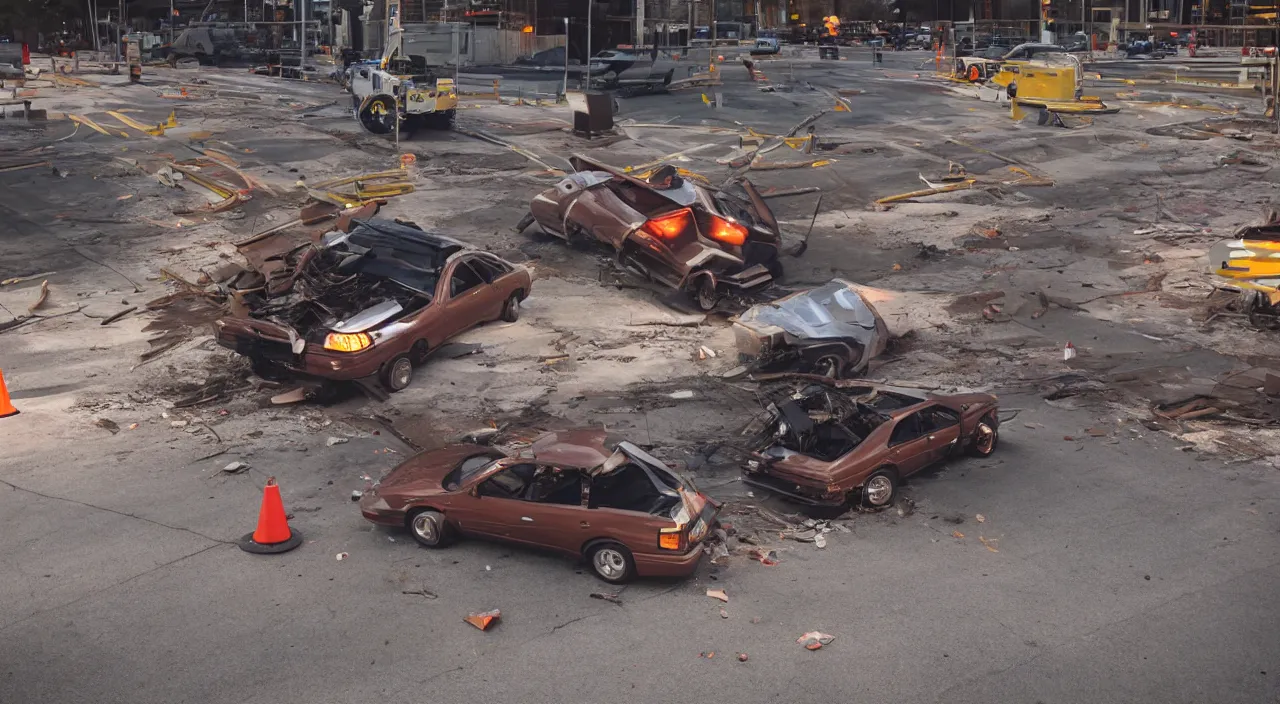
[734,279,891,378]
[743,379,1006,509]
[214,219,532,392]
[359,429,719,583]
[516,154,781,311]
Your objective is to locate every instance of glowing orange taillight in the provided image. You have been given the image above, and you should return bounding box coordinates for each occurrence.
[642,209,691,240]
[658,528,683,551]
[707,215,748,247]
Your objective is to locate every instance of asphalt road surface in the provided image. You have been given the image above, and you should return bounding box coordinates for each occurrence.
[1,51,1278,704]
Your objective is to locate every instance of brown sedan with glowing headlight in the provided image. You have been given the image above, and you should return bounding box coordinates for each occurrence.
[516,154,781,311]
[213,219,532,393]
[359,429,719,583]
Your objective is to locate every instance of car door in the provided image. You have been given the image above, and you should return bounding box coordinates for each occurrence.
[436,257,490,341]
[885,411,934,477]
[467,254,512,318]
[463,463,537,539]
[517,466,593,554]
[921,406,962,463]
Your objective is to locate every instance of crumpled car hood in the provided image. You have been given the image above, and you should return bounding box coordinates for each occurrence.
[737,279,887,346]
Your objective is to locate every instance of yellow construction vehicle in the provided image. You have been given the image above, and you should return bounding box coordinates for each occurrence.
[1210,222,1280,327]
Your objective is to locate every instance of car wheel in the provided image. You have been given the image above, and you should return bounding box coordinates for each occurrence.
[500,292,521,323]
[380,354,414,392]
[406,508,453,548]
[814,354,845,379]
[692,276,719,312]
[586,541,636,584]
[860,469,898,509]
[968,413,999,457]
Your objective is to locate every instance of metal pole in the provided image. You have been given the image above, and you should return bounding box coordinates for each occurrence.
[563,16,569,95]
[300,0,307,66]
[168,0,173,44]
[587,0,592,64]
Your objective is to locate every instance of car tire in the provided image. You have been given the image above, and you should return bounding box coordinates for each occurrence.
[380,354,414,392]
[968,413,999,457]
[500,292,521,323]
[692,276,719,312]
[586,541,636,584]
[814,354,846,379]
[859,468,898,509]
[406,508,453,548]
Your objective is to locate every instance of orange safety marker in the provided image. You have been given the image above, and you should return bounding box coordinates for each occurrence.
[0,369,17,418]
[238,477,303,554]
[464,609,501,631]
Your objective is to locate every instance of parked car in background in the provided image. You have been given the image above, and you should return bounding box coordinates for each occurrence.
[359,429,720,583]
[214,219,531,393]
[1001,42,1067,61]
[751,37,781,55]
[742,380,1006,509]
[0,39,29,81]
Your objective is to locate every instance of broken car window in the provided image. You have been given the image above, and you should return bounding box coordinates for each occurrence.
[889,413,927,447]
[449,262,485,298]
[447,453,500,490]
[922,407,959,431]
[479,464,535,499]
[590,463,677,515]
[530,467,584,506]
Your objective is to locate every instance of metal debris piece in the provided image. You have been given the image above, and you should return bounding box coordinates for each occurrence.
[464,609,500,630]
[350,490,363,501]
[706,588,729,602]
[738,653,749,662]
[94,418,120,434]
[797,631,835,650]
[271,388,307,405]
[221,461,250,474]
[590,592,623,605]
[27,280,49,314]
[401,587,438,599]
[720,608,729,619]
[100,306,137,326]
[979,536,1000,553]
[951,530,965,539]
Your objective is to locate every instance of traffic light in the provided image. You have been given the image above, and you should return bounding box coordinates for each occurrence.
[1042,0,1059,26]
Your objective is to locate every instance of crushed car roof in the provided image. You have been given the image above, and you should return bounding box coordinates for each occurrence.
[323,219,468,293]
[737,279,886,345]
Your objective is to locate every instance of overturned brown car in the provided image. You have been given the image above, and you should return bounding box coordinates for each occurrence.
[743,380,1004,509]
[214,219,532,392]
[360,429,719,583]
[517,155,781,311]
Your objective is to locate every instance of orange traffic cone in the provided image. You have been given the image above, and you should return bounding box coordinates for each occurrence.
[0,369,17,419]
[238,477,303,554]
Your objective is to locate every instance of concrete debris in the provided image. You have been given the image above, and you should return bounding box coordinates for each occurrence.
[814,534,827,549]
[94,418,120,434]
[336,552,349,561]
[706,588,729,602]
[221,461,250,474]
[797,631,835,650]
[326,436,349,446]
[350,490,363,501]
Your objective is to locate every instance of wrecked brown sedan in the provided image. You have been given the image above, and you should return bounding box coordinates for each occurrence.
[743,380,1004,509]
[214,219,532,392]
[360,429,719,583]
[517,155,781,311]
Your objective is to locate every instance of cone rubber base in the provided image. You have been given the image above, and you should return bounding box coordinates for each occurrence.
[238,529,303,554]
[0,409,17,418]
